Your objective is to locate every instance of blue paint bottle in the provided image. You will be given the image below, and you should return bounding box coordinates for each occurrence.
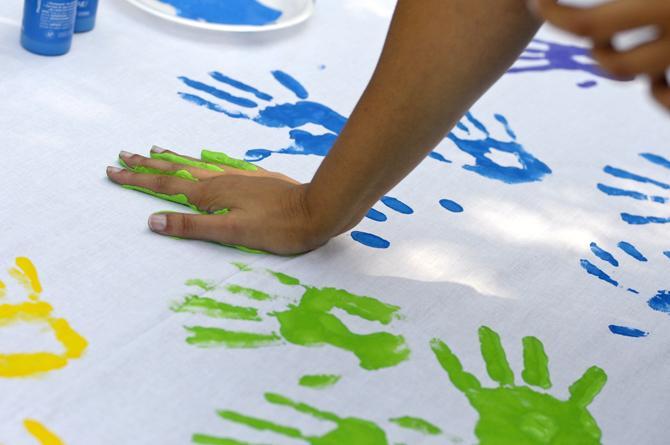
[21,0,78,56]
[74,0,99,33]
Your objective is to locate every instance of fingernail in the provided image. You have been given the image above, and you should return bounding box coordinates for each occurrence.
[107,166,123,174]
[148,214,167,232]
[119,150,133,159]
[151,145,167,153]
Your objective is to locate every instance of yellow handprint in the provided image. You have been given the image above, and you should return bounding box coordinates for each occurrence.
[0,257,87,377]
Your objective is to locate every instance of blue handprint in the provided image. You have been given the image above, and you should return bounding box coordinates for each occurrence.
[431,112,552,184]
[508,38,619,88]
[596,152,670,225]
[580,240,669,338]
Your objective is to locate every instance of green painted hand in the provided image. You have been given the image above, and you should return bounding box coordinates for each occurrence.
[431,326,608,445]
[193,393,389,445]
[173,265,410,370]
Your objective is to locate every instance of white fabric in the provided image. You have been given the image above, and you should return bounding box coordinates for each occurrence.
[0,0,669,443]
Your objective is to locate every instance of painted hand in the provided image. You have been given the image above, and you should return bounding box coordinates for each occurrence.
[431,326,607,445]
[178,70,346,161]
[107,147,335,255]
[0,257,87,377]
[172,265,410,371]
[193,392,390,445]
[431,112,552,184]
[581,239,669,338]
[533,0,670,110]
[508,38,618,88]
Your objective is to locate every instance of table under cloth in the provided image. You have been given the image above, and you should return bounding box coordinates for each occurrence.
[0,0,669,444]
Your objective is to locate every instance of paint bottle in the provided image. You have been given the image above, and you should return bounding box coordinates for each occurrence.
[74,0,99,33]
[21,0,78,56]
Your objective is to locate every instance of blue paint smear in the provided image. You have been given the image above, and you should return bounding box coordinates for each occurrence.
[254,102,346,133]
[428,151,452,163]
[158,0,282,25]
[627,288,640,295]
[589,242,619,267]
[439,199,464,213]
[640,152,670,170]
[380,197,414,215]
[621,213,670,225]
[617,242,648,262]
[648,290,670,314]
[179,77,258,108]
[664,251,670,260]
[351,231,390,249]
[272,71,309,99]
[446,112,552,184]
[178,92,248,119]
[580,259,618,287]
[509,39,617,80]
[577,80,598,89]
[604,166,670,190]
[209,71,273,101]
[597,183,668,204]
[608,325,649,338]
[366,208,387,222]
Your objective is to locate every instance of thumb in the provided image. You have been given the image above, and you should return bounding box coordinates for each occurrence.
[148,212,248,247]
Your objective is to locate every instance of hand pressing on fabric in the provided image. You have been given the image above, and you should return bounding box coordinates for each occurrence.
[531,0,670,110]
[107,147,344,255]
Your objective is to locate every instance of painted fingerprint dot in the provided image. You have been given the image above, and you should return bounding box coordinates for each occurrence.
[608,325,649,338]
[439,199,464,213]
[577,80,598,89]
[366,208,387,222]
[380,196,414,215]
[351,231,390,249]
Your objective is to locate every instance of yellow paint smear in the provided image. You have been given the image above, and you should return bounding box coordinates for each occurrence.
[24,419,64,445]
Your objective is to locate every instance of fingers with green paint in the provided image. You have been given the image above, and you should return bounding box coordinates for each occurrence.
[107,146,326,255]
[194,392,390,445]
[431,326,608,444]
[175,266,410,371]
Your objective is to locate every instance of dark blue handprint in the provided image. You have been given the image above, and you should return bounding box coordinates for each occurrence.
[508,38,619,88]
[596,152,670,225]
[580,240,670,338]
[431,112,552,184]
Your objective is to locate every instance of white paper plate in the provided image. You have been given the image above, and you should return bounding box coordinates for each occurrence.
[123,0,315,32]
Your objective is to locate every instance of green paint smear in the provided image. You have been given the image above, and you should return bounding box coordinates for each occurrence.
[270,271,302,286]
[273,285,409,370]
[184,326,281,348]
[299,374,341,389]
[201,150,258,171]
[122,184,202,213]
[186,279,217,291]
[430,326,608,445]
[197,392,389,445]
[119,158,198,181]
[192,435,250,445]
[232,262,252,272]
[226,284,271,301]
[151,151,224,172]
[173,295,261,321]
[389,416,442,436]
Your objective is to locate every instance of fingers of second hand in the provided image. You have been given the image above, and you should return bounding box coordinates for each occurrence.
[593,38,670,78]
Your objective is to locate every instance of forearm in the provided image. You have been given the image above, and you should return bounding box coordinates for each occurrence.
[307,0,540,235]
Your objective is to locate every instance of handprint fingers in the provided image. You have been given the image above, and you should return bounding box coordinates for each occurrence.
[479,326,515,386]
[521,336,552,389]
[217,407,305,439]
[568,366,608,408]
[430,338,482,393]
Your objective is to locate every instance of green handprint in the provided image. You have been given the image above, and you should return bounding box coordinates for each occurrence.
[173,265,410,370]
[431,326,608,445]
[193,392,389,445]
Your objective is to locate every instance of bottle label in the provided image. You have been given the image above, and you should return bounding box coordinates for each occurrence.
[36,1,77,39]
